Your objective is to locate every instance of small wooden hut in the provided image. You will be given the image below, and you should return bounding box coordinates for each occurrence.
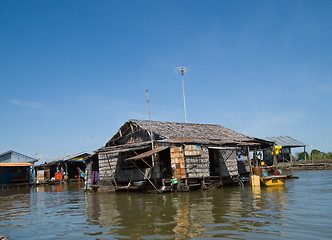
[93,120,272,191]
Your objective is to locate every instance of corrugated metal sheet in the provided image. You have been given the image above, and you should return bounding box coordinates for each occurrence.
[264,136,306,147]
[126,146,169,161]
[48,152,89,164]
[0,150,38,162]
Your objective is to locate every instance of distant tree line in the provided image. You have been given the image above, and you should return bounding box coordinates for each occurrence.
[295,149,332,161]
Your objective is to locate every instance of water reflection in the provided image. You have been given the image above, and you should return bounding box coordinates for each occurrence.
[172,192,213,238]
[82,186,288,239]
[0,183,289,239]
[1,171,332,239]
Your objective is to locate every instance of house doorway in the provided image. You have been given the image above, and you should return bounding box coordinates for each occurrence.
[209,149,220,176]
[159,148,172,178]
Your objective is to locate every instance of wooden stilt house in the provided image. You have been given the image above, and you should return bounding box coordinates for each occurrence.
[94,120,272,191]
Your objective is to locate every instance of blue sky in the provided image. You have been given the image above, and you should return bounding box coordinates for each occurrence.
[1,0,331,161]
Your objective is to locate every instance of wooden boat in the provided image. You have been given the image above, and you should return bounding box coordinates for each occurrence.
[260,175,287,187]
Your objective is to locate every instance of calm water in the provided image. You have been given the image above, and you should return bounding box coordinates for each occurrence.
[1,170,332,239]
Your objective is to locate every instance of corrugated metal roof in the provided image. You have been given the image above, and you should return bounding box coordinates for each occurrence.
[47,152,90,164]
[0,150,38,162]
[264,136,306,148]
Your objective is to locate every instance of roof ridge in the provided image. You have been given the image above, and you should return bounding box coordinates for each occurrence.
[130,119,226,127]
[0,150,38,161]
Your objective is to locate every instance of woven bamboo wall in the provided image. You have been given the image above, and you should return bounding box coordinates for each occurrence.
[170,144,211,179]
[219,149,238,177]
[185,145,210,178]
[238,160,250,175]
[98,152,119,182]
[98,151,147,183]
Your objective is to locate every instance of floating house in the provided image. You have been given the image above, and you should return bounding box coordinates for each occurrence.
[34,152,89,183]
[0,150,37,185]
[263,136,306,165]
[89,120,273,191]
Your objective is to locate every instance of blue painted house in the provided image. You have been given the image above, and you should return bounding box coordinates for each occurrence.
[0,150,37,185]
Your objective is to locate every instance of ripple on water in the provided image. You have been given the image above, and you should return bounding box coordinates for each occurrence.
[1,171,332,239]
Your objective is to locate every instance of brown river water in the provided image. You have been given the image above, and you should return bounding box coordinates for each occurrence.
[1,170,332,239]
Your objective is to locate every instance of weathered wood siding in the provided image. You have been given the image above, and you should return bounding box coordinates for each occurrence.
[219,149,238,177]
[185,145,210,178]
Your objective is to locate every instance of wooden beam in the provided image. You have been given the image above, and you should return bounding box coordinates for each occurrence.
[133,150,152,168]
[130,160,158,191]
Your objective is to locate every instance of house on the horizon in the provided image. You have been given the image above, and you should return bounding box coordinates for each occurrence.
[0,150,37,185]
[86,120,274,191]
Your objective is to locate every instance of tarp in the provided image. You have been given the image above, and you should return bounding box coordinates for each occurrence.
[126,147,169,161]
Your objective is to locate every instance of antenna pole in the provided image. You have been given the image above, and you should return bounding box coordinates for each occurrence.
[146,90,156,184]
[181,69,188,123]
[146,90,154,149]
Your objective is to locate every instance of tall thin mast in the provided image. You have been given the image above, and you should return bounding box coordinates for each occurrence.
[176,66,189,123]
[146,90,156,184]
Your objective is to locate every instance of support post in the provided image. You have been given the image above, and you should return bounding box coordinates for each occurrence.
[290,150,293,164]
[304,146,307,162]
[247,146,252,175]
[273,144,278,166]
[146,90,156,185]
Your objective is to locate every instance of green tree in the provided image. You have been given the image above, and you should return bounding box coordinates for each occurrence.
[297,152,309,161]
[325,152,332,159]
[311,149,323,161]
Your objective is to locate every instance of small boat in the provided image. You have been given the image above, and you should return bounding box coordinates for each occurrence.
[260,175,287,187]
[132,180,146,189]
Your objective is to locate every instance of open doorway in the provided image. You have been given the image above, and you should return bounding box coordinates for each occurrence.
[209,148,220,176]
[159,148,172,178]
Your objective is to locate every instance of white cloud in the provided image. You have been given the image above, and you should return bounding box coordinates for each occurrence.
[9,99,43,109]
